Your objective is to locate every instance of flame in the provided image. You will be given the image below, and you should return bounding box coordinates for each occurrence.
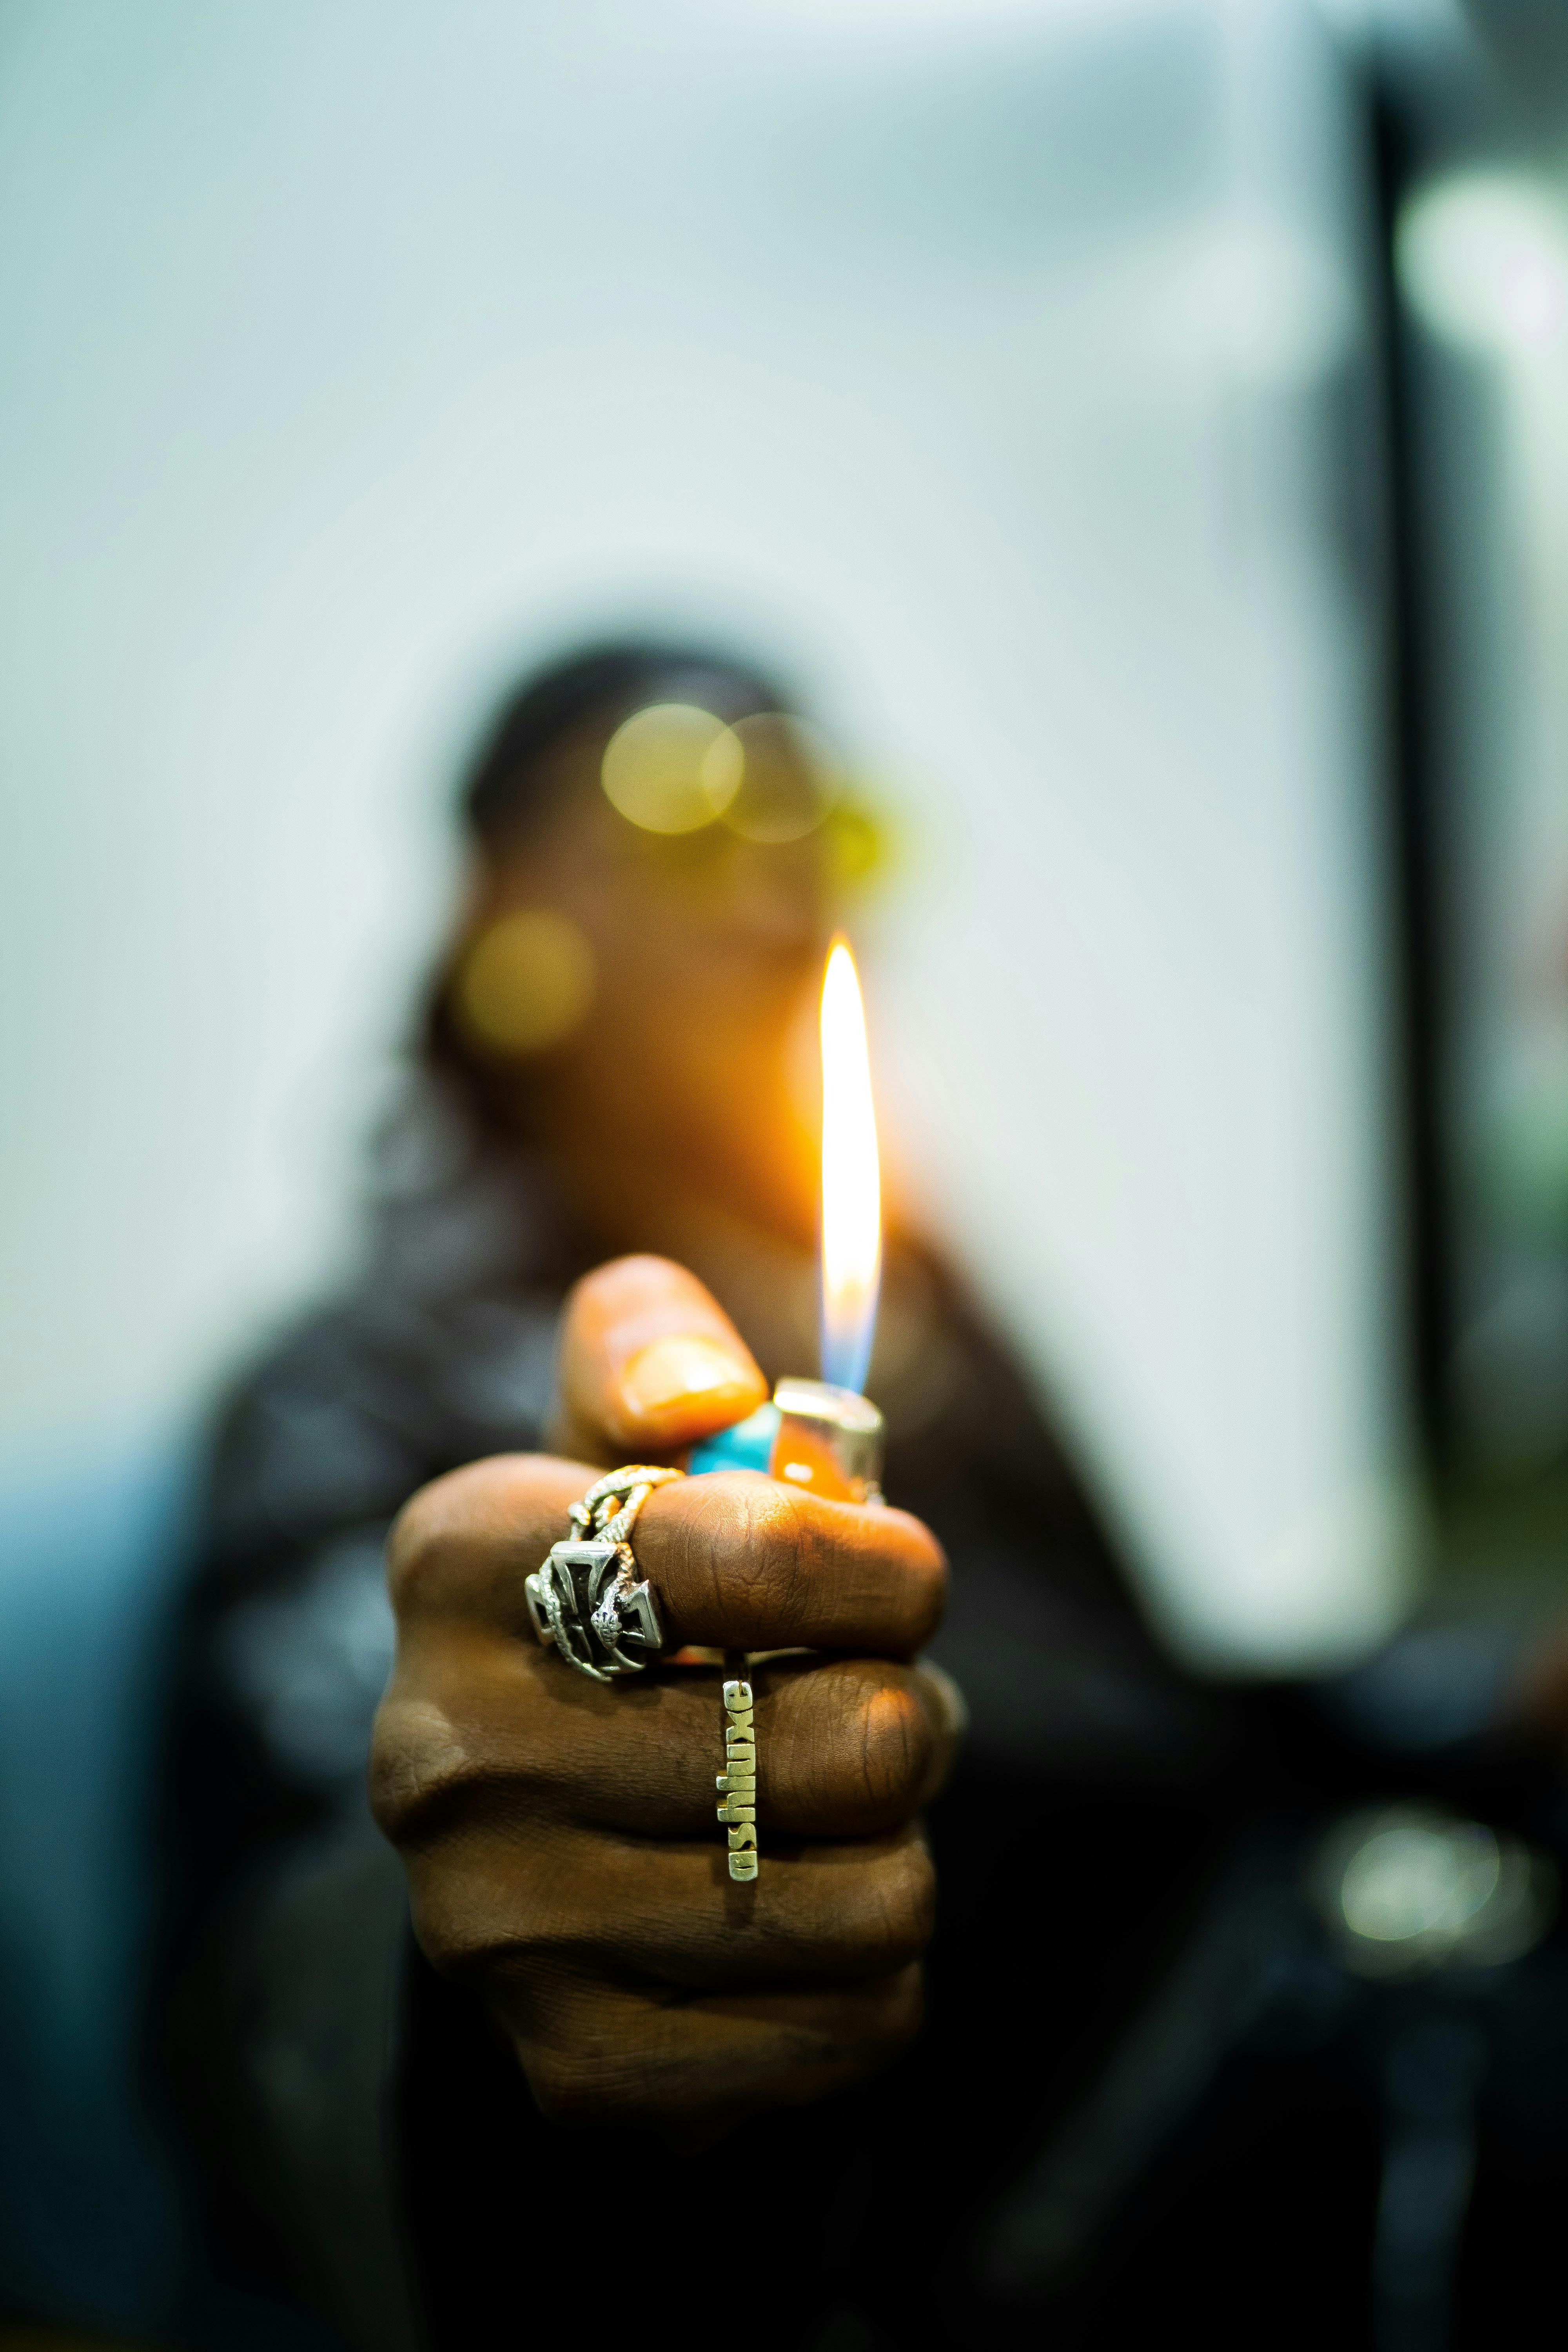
[819,936,882,1395]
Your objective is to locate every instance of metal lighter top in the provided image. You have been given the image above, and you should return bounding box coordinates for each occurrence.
[687,1375,884,1505]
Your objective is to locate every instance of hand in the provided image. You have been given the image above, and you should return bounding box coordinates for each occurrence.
[370,1254,960,2141]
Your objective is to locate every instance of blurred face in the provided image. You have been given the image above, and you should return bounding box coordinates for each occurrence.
[448,711,844,1244]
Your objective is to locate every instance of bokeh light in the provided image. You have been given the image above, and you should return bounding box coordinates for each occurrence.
[823,799,890,890]
[1314,1805,1557,1978]
[1340,1820,1499,1945]
[724,713,840,844]
[600,702,744,834]
[1397,172,1568,356]
[454,908,595,1054]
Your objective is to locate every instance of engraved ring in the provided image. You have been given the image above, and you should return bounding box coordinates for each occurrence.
[525,1465,684,1682]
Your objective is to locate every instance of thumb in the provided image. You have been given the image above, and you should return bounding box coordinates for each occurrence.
[548,1254,767,1464]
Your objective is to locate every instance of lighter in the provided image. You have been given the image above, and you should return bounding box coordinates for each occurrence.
[689,938,884,1879]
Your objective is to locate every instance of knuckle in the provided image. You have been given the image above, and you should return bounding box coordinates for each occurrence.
[867,1838,938,1968]
[368,1685,544,1849]
[744,1483,820,1622]
[850,1679,935,1821]
[671,1477,818,1629]
[673,1479,948,1653]
[367,1694,464,1843]
[873,1961,927,2051]
[384,1476,468,1618]
[782,1666,935,1829]
[405,1860,556,1983]
[523,2041,634,2129]
[518,1983,661,2130]
[407,1897,489,1982]
[525,2046,595,2125]
[385,1454,556,1621]
[891,1517,948,1646]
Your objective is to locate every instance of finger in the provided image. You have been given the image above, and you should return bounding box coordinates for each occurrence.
[640,1474,946,1656]
[500,1967,925,2138]
[550,1254,766,1461]
[404,1821,936,1998]
[387,1455,946,1657]
[375,1650,963,1844]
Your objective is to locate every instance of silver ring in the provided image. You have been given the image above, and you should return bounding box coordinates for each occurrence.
[525,1465,683,1682]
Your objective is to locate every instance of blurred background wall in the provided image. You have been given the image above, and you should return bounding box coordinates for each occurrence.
[2,0,1412,1668]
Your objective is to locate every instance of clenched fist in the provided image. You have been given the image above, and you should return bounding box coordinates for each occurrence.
[370,1255,961,2141]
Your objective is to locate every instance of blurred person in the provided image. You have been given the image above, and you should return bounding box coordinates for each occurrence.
[159,643,1568,2352]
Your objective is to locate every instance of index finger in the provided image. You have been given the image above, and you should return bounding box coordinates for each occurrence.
[641,1474,946,1658]
[389,1456,946,1659]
